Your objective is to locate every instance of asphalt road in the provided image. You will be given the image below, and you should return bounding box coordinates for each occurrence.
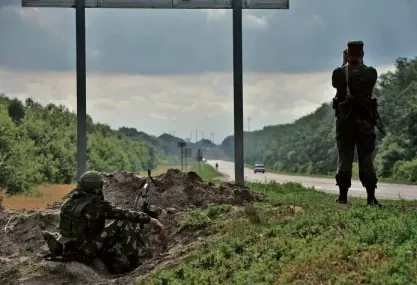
[207,160,417,201]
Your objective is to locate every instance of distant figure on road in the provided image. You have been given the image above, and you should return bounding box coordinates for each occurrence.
[331,41,382,206]
[215,163,219,171]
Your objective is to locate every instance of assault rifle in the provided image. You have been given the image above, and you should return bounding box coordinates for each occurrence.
[134,169,159,229]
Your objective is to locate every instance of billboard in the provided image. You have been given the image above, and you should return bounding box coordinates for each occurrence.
[22,0,289,9]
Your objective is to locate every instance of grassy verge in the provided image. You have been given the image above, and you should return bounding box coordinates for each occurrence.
[191,163,224,183]
[151,164,184,175]
[137,182,417,285]
[246,163,417,186]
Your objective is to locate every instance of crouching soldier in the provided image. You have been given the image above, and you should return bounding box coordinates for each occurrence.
[42,170,165,274]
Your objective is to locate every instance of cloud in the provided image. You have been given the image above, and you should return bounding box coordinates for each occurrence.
[1,0,416,75]
[243,13,268,29]
[0,64,394,141]
[0,0,412,144]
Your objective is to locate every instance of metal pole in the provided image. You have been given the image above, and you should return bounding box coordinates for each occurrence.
[233,0,244,186]
[181,147,184,171]
[76,0,87,180]
[185,150,188,171]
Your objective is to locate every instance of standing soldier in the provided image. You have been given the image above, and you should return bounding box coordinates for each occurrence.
[332,41,382,206]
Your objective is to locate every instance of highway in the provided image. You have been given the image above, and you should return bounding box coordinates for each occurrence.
[207,160,417,201]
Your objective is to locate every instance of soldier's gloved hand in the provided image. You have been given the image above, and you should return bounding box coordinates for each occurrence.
[342,49,348,66]
[150,218,164,231]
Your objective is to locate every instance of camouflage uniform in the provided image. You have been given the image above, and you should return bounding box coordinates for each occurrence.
[43,171,153,273]
[332,41,381,206]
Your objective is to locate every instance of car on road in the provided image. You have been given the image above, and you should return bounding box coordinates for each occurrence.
[254,163,265,174]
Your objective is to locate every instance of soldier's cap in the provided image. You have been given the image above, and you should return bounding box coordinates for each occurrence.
[347,40,364,47]
[347,40,364,56]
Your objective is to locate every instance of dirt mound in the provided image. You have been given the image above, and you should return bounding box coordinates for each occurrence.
[103,169,259,211]
[0,169,262,285]
[0,209,59,257]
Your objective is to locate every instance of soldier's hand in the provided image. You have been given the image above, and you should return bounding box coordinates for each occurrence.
[150,218,164,231]
[151,218,169,250]
[342,49,348,66]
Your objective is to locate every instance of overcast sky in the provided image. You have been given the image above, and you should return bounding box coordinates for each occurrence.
[1,0,416,142]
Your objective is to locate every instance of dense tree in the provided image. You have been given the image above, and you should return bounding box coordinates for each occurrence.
[0,95,158,194]
[7,98,25,125]
[221,56,417,182]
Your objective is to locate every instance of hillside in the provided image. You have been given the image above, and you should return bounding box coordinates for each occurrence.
[0,94,157,194]
[119,127,229,163]
[221,56,417,183]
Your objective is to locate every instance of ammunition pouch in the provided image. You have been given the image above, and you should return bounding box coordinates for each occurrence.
[364,98,378,124]
[333,96,353,120]
[371,98,378,111]
[332,97,338,110]
[332,97,339,117]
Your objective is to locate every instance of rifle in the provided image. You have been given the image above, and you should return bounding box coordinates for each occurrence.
[134,169,159,229]
[371,98,386,136]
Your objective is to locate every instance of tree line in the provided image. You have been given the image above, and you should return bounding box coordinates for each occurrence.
[221,56,417,183]
[0,94,157,194]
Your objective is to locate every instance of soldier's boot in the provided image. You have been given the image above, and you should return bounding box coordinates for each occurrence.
[42,231,63,257]
[91,258,110,275]
[336,187,348,204]
[126,253,142,269]
[366,187,382,207]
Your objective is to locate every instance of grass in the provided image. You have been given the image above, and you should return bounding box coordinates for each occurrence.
[151,164,185,175]
[1,184,75,210]
[191,163,224,183]
[136,181,417,285]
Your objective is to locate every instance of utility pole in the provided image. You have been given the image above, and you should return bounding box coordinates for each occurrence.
[195,129,198,143]
[196,149,202,175]
[209,132,215,143]
[178,142,187,171]
[248,116,251,132]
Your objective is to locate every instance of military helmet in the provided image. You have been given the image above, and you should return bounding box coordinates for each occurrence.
[78,170,103,192]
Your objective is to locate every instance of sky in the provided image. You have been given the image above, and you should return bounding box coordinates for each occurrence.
[1,0,417,143]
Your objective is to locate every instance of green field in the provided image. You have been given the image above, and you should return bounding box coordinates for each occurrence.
[153,163,222,182]
[191,163,224,183]
[137,181,417,285]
